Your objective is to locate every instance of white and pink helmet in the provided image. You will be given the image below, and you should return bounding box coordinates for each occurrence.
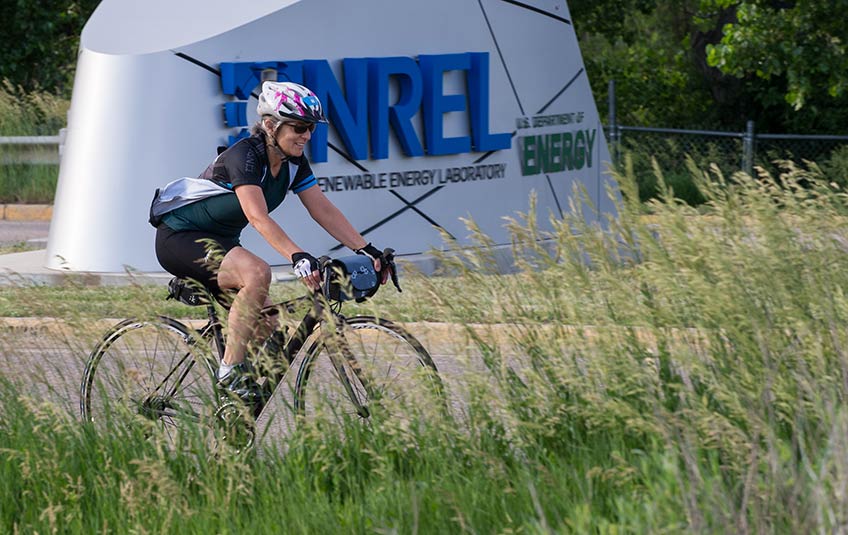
[257,81,327,124]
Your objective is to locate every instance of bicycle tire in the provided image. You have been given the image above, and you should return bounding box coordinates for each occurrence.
[293,316,443,422]
[80,317,218,443]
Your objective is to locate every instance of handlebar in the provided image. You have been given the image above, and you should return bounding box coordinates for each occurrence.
[316,248,401,302]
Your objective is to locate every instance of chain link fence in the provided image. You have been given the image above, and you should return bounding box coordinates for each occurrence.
[607,126,848,204]
[754,133,848,173]
[605,81,848,205]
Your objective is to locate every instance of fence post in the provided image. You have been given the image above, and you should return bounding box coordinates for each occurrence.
[608,79,618,165]
[58,128,67,160]
[742,120,755,177]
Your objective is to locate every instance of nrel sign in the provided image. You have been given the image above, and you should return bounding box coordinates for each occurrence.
[47,0,616,273]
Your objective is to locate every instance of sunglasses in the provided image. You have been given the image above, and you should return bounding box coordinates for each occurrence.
[284,122,316,134]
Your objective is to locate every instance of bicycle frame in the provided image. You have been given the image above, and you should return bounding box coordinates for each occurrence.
[190,290,342,417]
[82,249,441,450]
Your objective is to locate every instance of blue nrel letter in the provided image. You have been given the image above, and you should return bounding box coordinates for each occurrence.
[220,52,510,162]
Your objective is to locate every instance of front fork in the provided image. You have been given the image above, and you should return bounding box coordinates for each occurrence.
[322,313,372,419]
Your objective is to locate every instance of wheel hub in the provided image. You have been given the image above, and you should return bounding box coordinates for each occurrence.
[139,395,171,420]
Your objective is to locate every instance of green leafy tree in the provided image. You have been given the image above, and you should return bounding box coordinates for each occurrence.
[707,0,848,111]
[0,0,100,95]
[574,0,848,133]
[574,0,730,128]
[568,0,655,44]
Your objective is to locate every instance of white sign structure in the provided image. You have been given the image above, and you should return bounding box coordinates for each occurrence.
[47,0,615,272]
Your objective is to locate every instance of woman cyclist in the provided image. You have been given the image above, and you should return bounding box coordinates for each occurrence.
[152,81,389,401]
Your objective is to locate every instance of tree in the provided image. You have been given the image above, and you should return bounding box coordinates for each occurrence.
[0,0,100,95]
[568,0,655,44]
[574,0,731,128]
[573,0,848,133]
[706,0,848,111]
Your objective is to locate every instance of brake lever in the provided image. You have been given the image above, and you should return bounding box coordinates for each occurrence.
[382,248,402,293]
[316,255,331,297]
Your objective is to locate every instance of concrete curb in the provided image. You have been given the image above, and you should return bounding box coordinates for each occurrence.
[0,249,300,287]
[2,204,52,221]
[0,241,522,287]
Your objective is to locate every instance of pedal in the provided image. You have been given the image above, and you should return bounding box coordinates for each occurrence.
[214,401,255,451]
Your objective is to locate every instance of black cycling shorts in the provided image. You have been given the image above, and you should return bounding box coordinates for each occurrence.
[155,224,240,293]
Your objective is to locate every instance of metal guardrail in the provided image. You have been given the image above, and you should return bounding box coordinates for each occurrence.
[0,136,61,144]
[0,129,65,164]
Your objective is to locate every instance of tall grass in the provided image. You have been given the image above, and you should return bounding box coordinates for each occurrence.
[0,81,68,203]
[0,162,58,203]
[4,158,848,532]
[0,80,69,136]
[413,157,848,531]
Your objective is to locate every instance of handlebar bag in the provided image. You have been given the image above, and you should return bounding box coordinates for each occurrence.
[323,255,379,302]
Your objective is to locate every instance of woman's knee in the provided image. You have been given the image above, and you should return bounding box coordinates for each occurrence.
[219,249,271,290]
[243,260,271,288]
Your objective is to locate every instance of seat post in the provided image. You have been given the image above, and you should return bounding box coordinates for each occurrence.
[206,304,226,362]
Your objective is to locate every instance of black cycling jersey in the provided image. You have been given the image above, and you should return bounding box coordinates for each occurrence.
[161,133,317,238]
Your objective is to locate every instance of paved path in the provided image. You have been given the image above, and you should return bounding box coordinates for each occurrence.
[0,320,510,453]
[0,220,49,247]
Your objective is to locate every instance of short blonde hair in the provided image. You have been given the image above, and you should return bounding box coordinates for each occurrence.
[251,116,282,137]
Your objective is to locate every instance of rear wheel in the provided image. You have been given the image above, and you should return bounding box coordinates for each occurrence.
[294,316,443,423]
[80,317,217,444]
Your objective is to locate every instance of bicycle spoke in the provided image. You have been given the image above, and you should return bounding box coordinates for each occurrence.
[295,316,443,423]
[82,318,215,450]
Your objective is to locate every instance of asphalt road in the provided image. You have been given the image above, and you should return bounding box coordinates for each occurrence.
[0,220,50,247]
[1,320,507,453]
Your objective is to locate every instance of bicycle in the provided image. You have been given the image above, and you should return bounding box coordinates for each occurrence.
[79,250,444,449]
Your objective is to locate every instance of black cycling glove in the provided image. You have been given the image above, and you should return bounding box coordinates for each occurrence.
[355,243,384,265]
[291,252,319,279]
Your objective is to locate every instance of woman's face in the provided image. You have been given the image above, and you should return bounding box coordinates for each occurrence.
[274,120,315,158]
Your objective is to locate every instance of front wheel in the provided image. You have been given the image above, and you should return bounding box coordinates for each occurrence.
[80,317,218,444]
[293,316,444,422]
